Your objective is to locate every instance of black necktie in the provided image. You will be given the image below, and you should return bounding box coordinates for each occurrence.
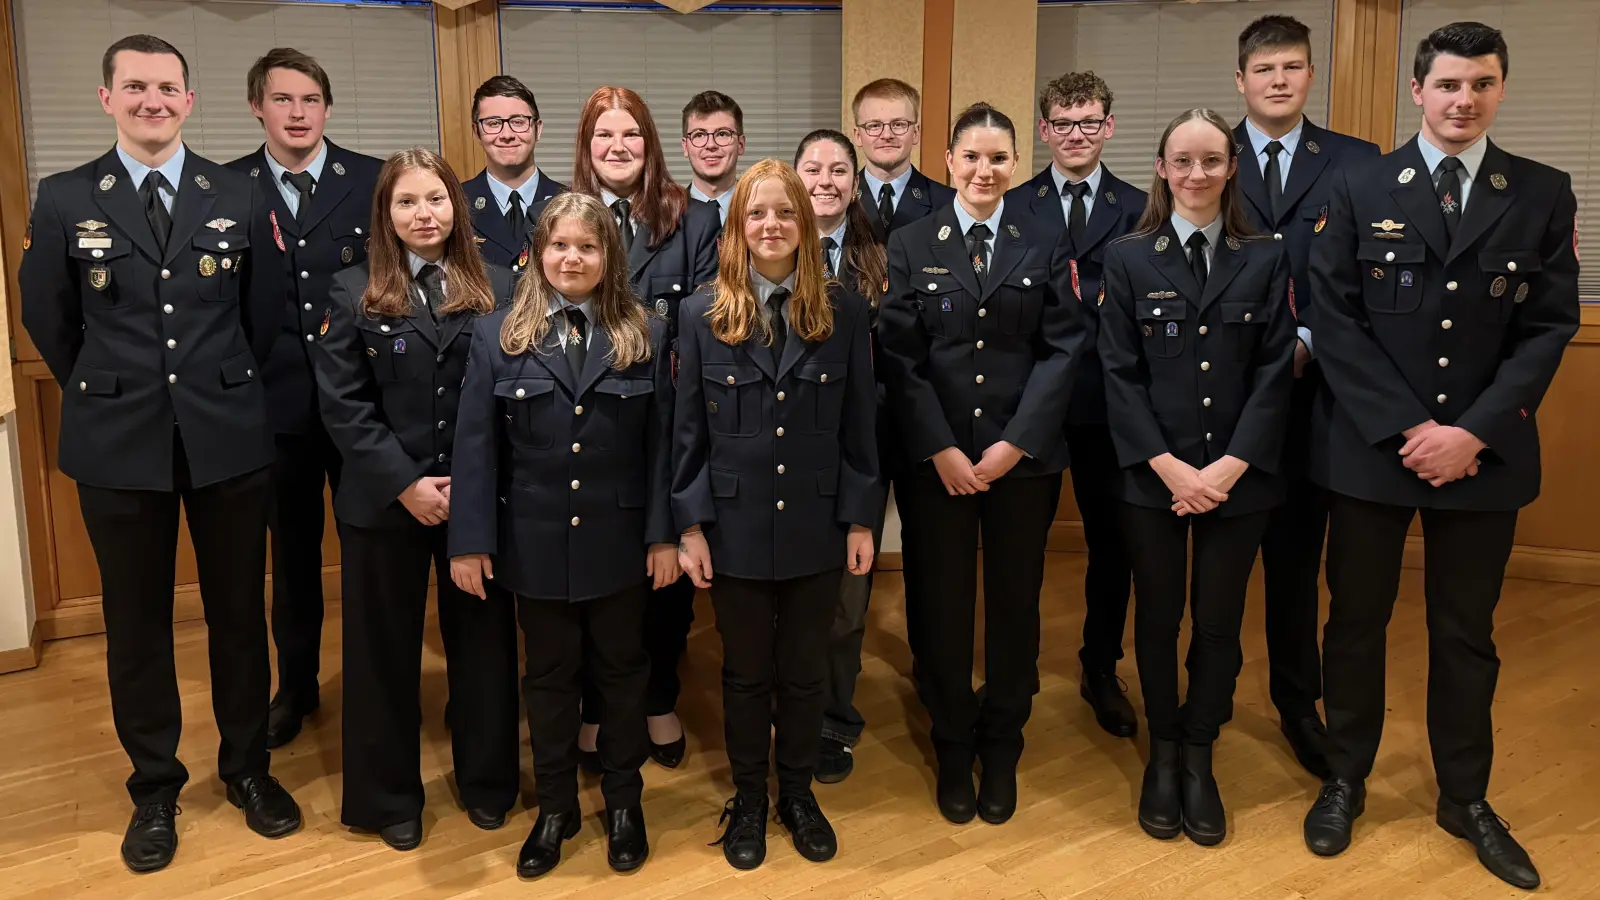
[877,183,895,234]
[1436,156,1465,239]
[141,172,172,252]
[507,191,526,243]
[1064,181,1089,245]
[283,170,316,227]
[821,236,837,278]
[418,263,445,321]
[767,288,790,361]
[1264,140,1285,222]
[1186,231,1209,291]
[967,223,992,287]
[612,198,633,254]
[564,308,588,378]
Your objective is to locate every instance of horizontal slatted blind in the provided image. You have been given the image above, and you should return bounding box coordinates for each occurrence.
[14,0,440,195]
[1034,0,1334,188]
[499,6,842,186]
[1396,0,1600,299]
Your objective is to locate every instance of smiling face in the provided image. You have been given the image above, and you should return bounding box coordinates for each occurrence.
[854,95,920,172]
[796,138,855,225]
[742,176,801,267]
[475,94,541,171]
[251,67,329,157]
[1236,46,1313,126]
[389,167,454,258]
[1040,100,1113,175]
[947,125,1017,210]
[590,108,647,196]
[1156,118,1237,218]
[542,216,604,300]
[1413,52,1505,153]
[682,110,744,183]
[99,50,192,151]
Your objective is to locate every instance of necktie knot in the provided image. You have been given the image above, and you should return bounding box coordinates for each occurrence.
[968,223,992,241]
[821,236,837,252]
[612,198,633,252]
[1185,230,1209,255]
[1438,156,1464,175]
[768,287,791,312]
[283,170,316,193]
[1265,140,1285,159]
[508,191,524,212]
[1064,181,1090,200]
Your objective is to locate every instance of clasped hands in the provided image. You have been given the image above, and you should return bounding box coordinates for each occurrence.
[1151,453,1248,517]
[1399,420,1483,487]
[931,441,1025,496]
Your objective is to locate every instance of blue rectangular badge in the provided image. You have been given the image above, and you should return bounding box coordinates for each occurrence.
[1166,322,1179,337]
[1399,271,1414,287]
[940,298,953,312]
[393,337,407,354]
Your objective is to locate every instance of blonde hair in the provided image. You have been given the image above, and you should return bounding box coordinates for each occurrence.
[709,159,834,347]
[500,192,652,369]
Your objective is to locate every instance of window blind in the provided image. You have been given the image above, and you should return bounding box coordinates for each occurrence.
[499,5,843,187]
[1034,0,1334,191]
[14,0,440,195]
[1396,0,1599,299]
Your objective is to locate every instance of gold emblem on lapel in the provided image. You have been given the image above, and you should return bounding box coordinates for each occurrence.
[1515,282,1529,303]
[938,225,951,241]
[1037,185,1049,198]
[250,167,260,178]
[341,246,354,264]
[1155,236,1170,252]
[22,225,30,251]
[474,196,487,210]
[1398,167,1416,184]
[77,219,108,232]
[206,218,236,232]
[198,254,218,277]
[1306,140,1321,155]
[474,236,486,244]
[1007,224,1020,239]
[1490,276,1507,298]
[1370,267,1385,280]
[1146,291,1177,300]
[88,265,109,290]
[708,400,719,413]
[1225,236,1241,251]
[194,174,211,190]
[1106,191,1117,205]
[1491,173,1507,190]
[921,266,950,275]
[1371,219,1405,232]
[912,187,923,200]
[332,161,346,176]
[367,346,378,357]
[99,174,116,191]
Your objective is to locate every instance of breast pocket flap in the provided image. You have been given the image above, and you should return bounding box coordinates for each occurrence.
[1357,240,1425,264]
[1478,249,1541,275]
[1135,300,1187,321]
[493,377,557,400]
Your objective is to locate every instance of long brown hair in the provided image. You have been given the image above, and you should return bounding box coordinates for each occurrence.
[363,148,495,319]
[500,193,652,369]
[794,128,886,305]
[570,86,687,246]
[1132,108,1259,241]
[710,159,833,346]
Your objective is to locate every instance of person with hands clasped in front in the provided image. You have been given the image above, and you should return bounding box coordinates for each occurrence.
[878,103,1086,829]
[673,159,879,871]
[310,148,520,853]
[1096,109,1295,848]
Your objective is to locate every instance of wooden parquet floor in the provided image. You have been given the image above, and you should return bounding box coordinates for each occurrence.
[1,552,1597,899]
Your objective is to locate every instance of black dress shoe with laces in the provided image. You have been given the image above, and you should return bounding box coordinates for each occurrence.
[466,807,506,830]
[977,757,1018,825]
[1179,742,1226,846]
[936,751,977,824]
[227,775,302,838]
[605,805,649,871]
[1303,778,1365,856]
[379,819,423,851]
[777,792,837,862]
[1436,798,1540,890]
[1280,714,1332,781]
[265,691,318,750]
[1080,668,1138,738]
[1139,739,1182,840]
[121,802,179,872]
[517,810,582,878]
[814,738,854,784]
[711,794,768,870]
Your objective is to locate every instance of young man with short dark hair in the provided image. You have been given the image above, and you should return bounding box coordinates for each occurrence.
[464,75,565,272]
[681,90,745,224]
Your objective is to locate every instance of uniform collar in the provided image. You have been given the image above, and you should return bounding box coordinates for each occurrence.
[408,251,446,278]
[1168,212,1223,254]
[547,291,592,322]
[1050,161,1102,196]
[1244,116,1304,158]
[862,165,913,202]
[751,262,797,304]
[116,143,187,192]
[954,196,1005,236]
[263,140,327,185]
[822,219,848,247]
[1416,131,1488,181]
[486,168,542,211]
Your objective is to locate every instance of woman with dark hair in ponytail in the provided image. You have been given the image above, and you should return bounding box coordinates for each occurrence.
[878,104,1086,827]
[1097,108,1294,846]
[794,129,891,783]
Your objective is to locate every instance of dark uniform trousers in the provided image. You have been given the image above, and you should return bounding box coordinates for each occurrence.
[1097,224,1296,746]
[20,148,277,804]
[672,285,880,796]
[312,264,521,829]
[879,204,1085,764]
[228,143,382,702]
[1307,139,1579,801]
[1005,165,1148,677]
[1231,119,1382,722]
[448,309,676,814]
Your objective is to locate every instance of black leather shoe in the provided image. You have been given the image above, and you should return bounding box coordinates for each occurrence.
[778,792,837,862]
[517,810,582,878]
[379,819,422,851]
[649,736,687,770]
[1179,742,1225,846]
[1080,668,1138,738]
[466,807,506,831]
[1436,798,1540,890]
[814,738,854,784]
[265,691,318,750]
[1281,714,1332,780]
[121,802,179,872]
[977,758,1018,825]
[711,794,768,870]
[1138,739,1182,840]
[1304,778,1365,857]
[227,775,302,838]
[936,752,977,824]
[605,806,649,872]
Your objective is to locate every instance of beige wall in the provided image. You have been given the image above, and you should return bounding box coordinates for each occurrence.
[0,418,34,654]
[841,0,925,134]
[951,0,1037,175]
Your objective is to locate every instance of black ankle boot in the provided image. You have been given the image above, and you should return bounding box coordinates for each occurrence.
[1139,739,1182,840]
[1180,741,1226,846]
[711,794,768,870]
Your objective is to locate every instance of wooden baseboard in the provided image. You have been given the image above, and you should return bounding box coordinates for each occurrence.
[0,620,42,673]
[37,568,345,642]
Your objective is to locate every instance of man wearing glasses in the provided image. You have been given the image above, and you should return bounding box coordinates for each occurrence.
[464,75,566,273]
[681,91,745,225]
[851,78,954,243]
[1006,71,1146,743]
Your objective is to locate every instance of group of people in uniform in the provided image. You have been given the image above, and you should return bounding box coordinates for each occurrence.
[16,14,1576,892]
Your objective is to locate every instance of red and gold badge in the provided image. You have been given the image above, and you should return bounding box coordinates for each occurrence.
[1069,259,1082,301]
[1314,206,1328,234]
[319,309,330,336]
[269,210,287,252]
[516,245,530,269]
[22,224,31,251]
[1288,277,1298,318]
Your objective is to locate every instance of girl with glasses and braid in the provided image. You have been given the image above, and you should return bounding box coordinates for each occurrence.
[528,85,720,773]
[1096,108,1294,847]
